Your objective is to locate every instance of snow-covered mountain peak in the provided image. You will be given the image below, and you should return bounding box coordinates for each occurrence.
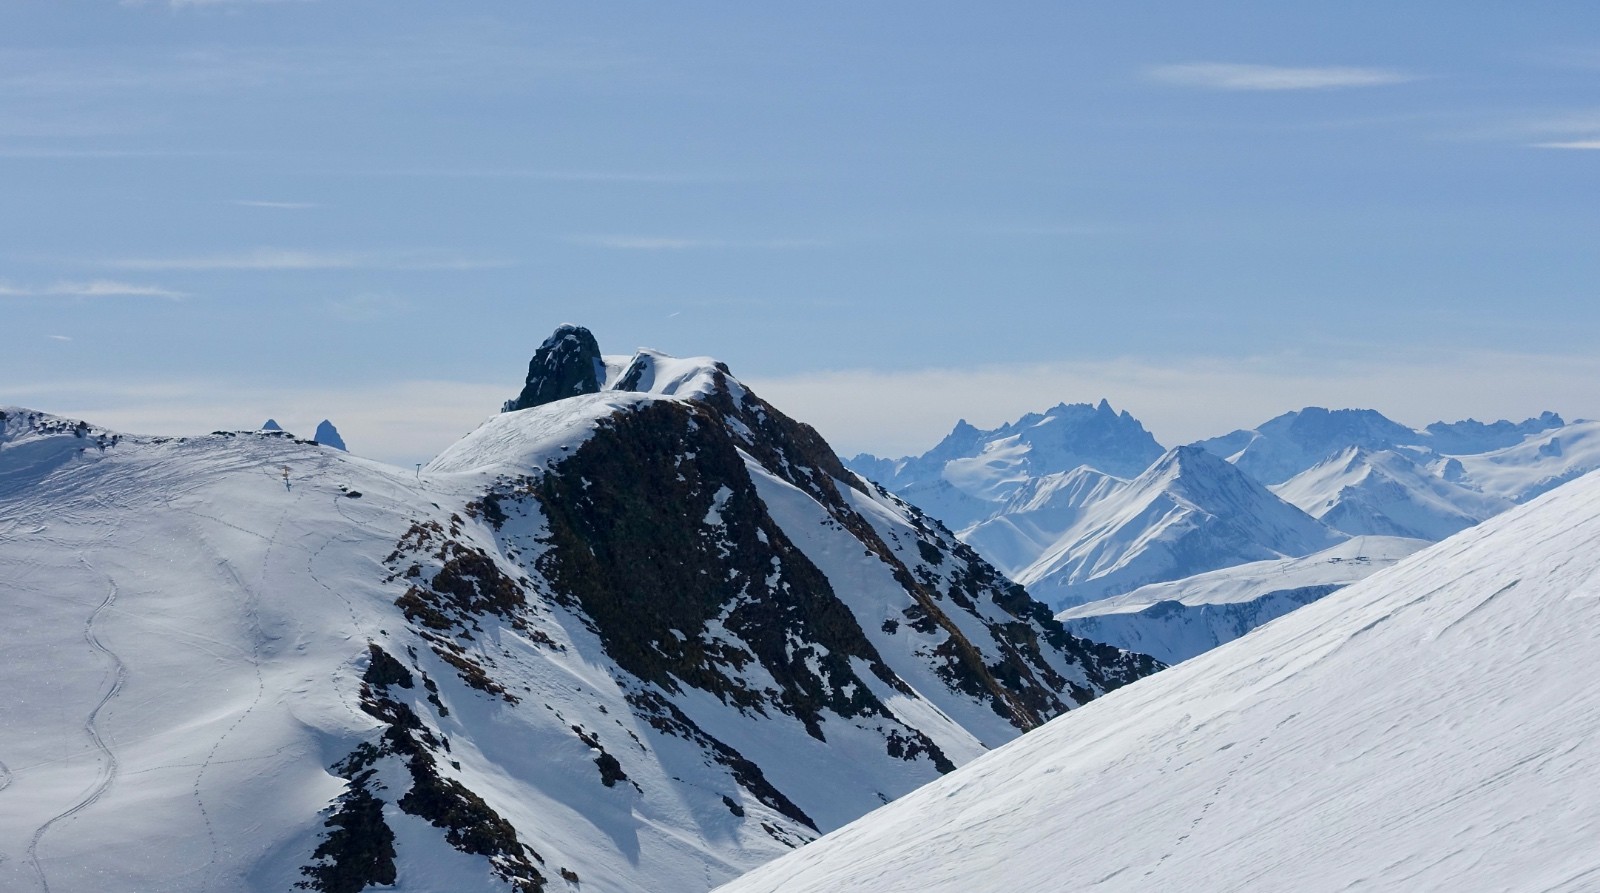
[844,399,1165,532]
[1010,443,1343,610]
[611,348,734,402]
[1272,445,1512,541]
[1423,410,1564,455]
[1194,407,1422,485]
[0,334,1163,892]
[1135,444,1300,517]
[1196,406,1581,489]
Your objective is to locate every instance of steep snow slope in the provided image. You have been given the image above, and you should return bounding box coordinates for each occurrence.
[717,468,1600,893]
[0,330,1154,893]
[956,465,1125,579]
[1056,536,1427,664]
[1272,446,1510,540]
[1013,446,1344,610]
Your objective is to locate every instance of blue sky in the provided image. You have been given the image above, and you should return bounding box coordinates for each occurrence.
[5,1,1600,464]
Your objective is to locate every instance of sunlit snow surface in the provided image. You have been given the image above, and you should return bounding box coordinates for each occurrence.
[0,407,806,891]
[717,468,1600,893]
[1056,535,1428,664]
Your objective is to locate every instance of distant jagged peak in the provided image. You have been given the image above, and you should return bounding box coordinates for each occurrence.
[503,323,607,413]
[260,418,284,431]
[1136,444,1249,507]
[1132,445,1338,532]
[1423,410,1565,455]
[1260,406,1417,446]
[1197,405,1575,485]
[314,419,347,452]
[1142,442,1234,481]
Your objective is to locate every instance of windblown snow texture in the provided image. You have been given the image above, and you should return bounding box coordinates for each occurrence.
[716,467,1600,893]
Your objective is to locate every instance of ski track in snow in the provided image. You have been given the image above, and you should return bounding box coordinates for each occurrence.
[25,563,127,893]
[307,517,373,724]
[189,480,298,885]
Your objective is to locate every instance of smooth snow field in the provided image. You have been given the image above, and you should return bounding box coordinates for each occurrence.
[717,468,1600,892]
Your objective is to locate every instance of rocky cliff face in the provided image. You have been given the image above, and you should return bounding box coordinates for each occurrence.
[502,324,607,412]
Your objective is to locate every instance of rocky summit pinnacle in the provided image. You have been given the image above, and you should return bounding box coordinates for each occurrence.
[503,324,606,412]
[314,420,347,451]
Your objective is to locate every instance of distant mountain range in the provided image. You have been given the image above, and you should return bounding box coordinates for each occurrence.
[848,401,1600,648]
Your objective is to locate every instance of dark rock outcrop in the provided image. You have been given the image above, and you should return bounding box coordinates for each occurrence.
[503,325,606,412]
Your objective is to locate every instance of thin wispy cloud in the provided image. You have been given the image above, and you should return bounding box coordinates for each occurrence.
[1148,63,1416,91]
[167,0,316,6]
[0,147,220,159]
[234,199,319,209]
[570,235,827,250]
[365,168,748,184]
[105,248,511,271]
[1511,110,1600,149]
[0,279,187,299]
[979,223,1123,237]
[0,38,640,98]
[1533,140,1600,150]
[48,335,72,342]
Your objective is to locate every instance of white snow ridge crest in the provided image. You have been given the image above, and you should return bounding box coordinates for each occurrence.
[0,330,1156,893]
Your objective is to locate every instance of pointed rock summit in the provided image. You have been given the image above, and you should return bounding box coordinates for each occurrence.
[260,418,283,431]
[314,420,347,451]
[503,324,606,412]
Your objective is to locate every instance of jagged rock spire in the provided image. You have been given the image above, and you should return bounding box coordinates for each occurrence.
[314,420,347,451]
[503,325,606,412]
